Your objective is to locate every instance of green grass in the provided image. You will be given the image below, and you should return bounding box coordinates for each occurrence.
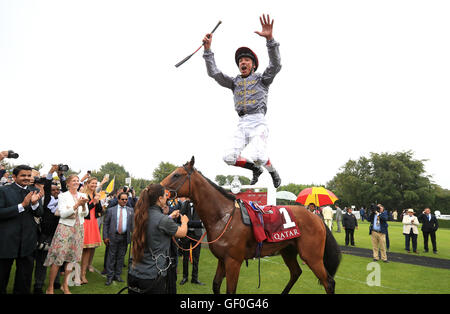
[176,249,450,294]
[7,220,450,294]
[176,220,450,294]
[332,220,450,260]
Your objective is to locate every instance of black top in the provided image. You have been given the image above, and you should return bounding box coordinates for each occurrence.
[342,212,358,230]
[85,193,103,220]
[129,205,178,279]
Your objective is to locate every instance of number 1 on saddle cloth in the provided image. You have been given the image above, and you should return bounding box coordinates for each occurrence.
[244,201,301,244]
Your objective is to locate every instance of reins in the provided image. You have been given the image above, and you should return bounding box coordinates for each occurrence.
[172,202,236,251]
[166,163,237,261]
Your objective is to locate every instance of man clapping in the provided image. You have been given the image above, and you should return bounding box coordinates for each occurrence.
[0,165,44,294]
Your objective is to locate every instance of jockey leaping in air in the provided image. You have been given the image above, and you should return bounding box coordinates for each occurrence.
[202,14,282,188]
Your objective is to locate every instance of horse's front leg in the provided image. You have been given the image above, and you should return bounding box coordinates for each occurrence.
[213,259,226,294]
[225,257,243,294]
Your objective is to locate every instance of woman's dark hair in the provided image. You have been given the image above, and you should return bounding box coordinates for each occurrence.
[132,184,166,266]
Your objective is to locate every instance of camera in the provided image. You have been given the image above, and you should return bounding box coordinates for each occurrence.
[7,150,19,159]
[34,176,47,185]
[369,203,380,213]
[58,164,69,172]
[123,186,134,193]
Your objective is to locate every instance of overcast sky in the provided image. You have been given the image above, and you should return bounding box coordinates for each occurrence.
[1,0,449,190]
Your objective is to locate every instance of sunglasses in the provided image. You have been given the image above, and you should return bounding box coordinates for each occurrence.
[119,198,128,201]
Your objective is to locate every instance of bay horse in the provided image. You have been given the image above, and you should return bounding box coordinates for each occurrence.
[161,157,341,294]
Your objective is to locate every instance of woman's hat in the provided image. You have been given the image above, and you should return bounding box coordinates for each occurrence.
[407,208,415,213]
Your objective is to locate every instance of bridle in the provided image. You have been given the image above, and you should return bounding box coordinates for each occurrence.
[166,164,237,252]
[166,164,193,200]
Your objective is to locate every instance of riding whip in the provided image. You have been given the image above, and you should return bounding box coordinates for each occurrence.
[175,20,222,68]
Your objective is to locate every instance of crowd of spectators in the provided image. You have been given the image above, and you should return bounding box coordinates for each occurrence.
[0,150,207,294]
[310,203,439,262]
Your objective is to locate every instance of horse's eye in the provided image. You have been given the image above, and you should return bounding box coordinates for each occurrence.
[173,173,181,178]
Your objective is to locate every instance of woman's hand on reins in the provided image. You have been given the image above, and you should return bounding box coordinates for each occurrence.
[175,214,189,238]
[169,210,180,219]
[181,214,189,225]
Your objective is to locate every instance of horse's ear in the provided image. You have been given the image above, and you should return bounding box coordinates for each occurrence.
[189,156,195,168]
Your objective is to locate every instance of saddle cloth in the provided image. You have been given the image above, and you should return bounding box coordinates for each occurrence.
[240,200,301,243]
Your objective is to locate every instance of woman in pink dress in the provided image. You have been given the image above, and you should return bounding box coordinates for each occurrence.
[80,177,102,284]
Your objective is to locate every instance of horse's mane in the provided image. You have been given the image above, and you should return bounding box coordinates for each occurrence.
[198,171,236,202]
[181,161,237,202]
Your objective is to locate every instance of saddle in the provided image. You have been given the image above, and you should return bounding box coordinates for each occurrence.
[237,199,301,243]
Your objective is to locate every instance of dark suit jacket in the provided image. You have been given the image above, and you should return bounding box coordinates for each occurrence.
[418,213,439,232]
[0,183,43,258]
[342,212,358,229]
[41,176,67,237]
[368,211,389,235]
[180,201,203,237]
[103,205,134,244]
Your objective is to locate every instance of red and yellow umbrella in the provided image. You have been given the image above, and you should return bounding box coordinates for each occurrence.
[296,187,338,207]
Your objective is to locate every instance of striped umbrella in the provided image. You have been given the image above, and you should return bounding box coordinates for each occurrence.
[296,187,338,207]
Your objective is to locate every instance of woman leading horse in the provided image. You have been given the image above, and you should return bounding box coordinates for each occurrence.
[161,157,341,294]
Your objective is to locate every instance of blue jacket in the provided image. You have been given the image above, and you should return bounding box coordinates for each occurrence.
[368,211,389,235]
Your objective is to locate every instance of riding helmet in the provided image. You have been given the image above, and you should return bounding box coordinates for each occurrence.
[235,47,259,71]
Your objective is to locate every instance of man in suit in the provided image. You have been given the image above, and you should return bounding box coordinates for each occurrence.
[0,165,44,294]
[103,192,134,285]
[342,207,358,246]
[179,198,204,286]
[418,208,439,253]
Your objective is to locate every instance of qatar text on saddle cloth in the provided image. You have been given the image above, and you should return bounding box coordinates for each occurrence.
[243,201,301,243]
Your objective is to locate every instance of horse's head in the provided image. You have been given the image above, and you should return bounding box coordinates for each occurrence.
[160,156,196,199]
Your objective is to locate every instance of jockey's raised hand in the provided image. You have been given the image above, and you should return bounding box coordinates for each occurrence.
[203,33,212,50]
[254,14,274,41]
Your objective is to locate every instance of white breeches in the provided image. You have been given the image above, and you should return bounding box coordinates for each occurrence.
[223,113,269,166]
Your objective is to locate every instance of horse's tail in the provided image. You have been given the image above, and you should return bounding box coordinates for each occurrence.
[323,224,341,278]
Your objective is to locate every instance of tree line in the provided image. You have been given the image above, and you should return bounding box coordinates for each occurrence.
[327,151,450,213]
[277,151,450,214]
[2,151,449,213]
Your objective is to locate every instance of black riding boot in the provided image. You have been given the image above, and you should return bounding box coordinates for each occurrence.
[269,169,281,188]
[240,161,263,185]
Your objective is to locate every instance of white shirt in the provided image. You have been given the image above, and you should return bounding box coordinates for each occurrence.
[116,206,128,233]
